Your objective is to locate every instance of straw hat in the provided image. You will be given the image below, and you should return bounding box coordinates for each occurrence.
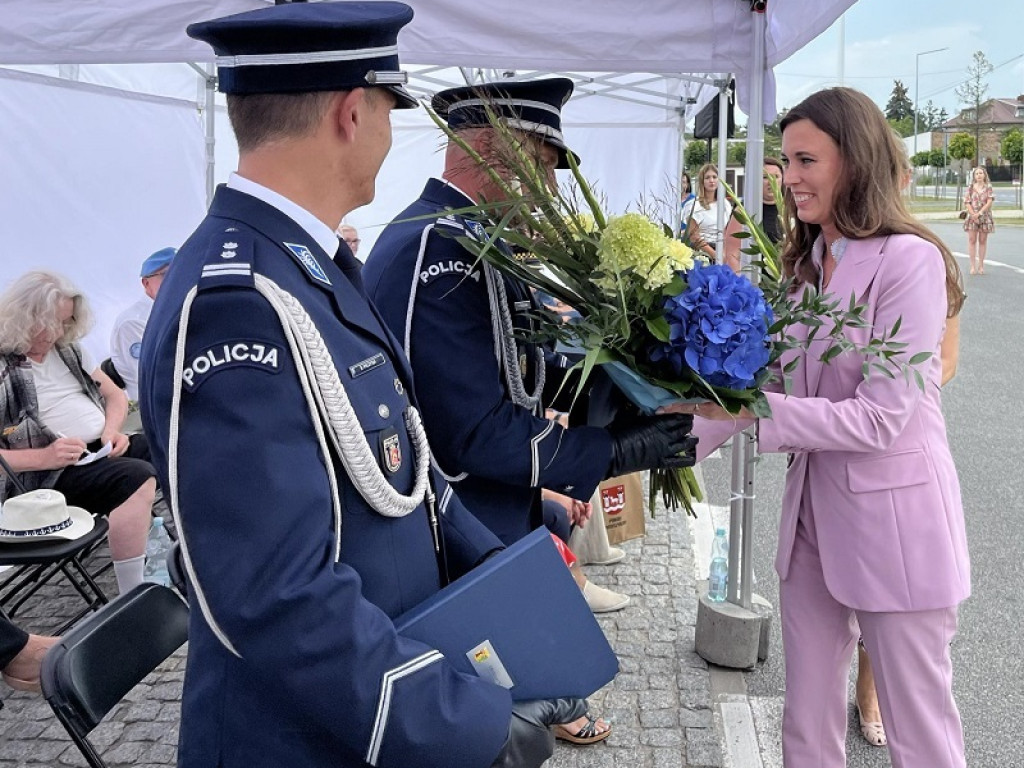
[0,489,95,543]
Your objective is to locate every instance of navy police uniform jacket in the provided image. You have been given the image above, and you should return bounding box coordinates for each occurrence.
[139,185,512,768]
[363,180,612,545]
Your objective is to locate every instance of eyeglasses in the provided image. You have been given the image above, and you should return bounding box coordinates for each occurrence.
[344,238,361,247]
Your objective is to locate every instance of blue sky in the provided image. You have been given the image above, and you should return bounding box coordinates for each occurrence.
[771,0,1023,119]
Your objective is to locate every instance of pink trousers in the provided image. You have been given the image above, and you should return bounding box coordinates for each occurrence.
[779,516,966,768]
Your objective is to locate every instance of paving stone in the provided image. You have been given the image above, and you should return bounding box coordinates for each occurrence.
[99,740,148,765]
[1,487,722,768]
[121,699,163,724]
[639,708,680,728]
[685,726,724,767]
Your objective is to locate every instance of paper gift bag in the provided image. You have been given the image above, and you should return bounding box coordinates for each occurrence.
[599,472,646,544]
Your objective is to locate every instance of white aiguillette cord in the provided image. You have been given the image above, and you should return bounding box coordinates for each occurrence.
[169,275,435,562]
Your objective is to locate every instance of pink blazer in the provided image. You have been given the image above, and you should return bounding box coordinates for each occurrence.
[696,234,970,612]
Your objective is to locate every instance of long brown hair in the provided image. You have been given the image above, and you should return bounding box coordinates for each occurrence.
[695,163,720,209]
[779,88,964,316]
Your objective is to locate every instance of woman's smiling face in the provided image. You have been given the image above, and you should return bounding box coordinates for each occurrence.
[781,118,844,240]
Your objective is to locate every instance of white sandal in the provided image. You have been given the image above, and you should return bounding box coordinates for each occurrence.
[856,704,887,747]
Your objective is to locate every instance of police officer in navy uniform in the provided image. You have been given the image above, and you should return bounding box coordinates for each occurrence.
[363,79,697,547]
[139,5,586,767]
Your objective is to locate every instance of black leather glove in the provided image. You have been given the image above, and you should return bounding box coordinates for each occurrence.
[606,413,698,477]
[490,697,588,768]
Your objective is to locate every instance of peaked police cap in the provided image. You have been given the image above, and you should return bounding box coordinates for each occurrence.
[187,1,417,108]
[432,78,579,168]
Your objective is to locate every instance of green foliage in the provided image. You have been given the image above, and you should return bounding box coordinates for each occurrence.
[948,132,976,161]
[1002,128,1024,165]
[928,149,947,168]
[885,79,914,121]
[918,100,948,132]
[727,141,746,166]
[684,140,708,169]
[955,51,993,167]
[887,116,914,138]
[425,103,930,515]
[911,151,932,168]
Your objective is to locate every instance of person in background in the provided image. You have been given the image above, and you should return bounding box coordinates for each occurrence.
[0,270,155,596]
[678,171,696,240]
[364,78,698,743]
[0,618,58,693]
[337,223,361,257]
[962,166,994,275]
[723,157,784,273]
[681,87,968,768]
[685,162,733,262]
[109,247,176,401]
[140,5,589,767]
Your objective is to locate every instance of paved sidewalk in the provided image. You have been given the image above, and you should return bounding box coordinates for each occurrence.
[1,500,722,767]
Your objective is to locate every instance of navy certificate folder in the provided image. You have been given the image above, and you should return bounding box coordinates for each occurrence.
[394,527,619,701]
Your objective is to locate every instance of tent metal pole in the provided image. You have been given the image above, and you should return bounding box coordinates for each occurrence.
[675,109,687,237]
[714,80,729,264]
[728,0,769,612]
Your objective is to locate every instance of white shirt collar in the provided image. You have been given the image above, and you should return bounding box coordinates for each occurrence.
[811,234,849,291]
[439,179,477,205]
[227,172,339,260]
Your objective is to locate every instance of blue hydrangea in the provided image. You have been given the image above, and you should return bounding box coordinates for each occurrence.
[652,264,772,390]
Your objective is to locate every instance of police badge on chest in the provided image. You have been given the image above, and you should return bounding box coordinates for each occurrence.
[380,426,402,474]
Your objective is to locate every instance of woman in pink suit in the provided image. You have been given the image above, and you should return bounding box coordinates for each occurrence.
[684,88,968,768]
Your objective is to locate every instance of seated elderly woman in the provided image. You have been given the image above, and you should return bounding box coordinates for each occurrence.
[0,270,153,595]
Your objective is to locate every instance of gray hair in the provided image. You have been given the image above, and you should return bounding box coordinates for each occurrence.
[0,270,93,355]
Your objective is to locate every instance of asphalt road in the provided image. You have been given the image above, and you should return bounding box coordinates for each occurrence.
[701,219,1024,768]
[913,185,1023,207]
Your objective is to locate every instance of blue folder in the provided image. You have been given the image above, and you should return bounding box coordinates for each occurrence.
[394,527,619,701]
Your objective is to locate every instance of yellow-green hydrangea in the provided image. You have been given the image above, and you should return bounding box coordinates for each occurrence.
[598,213,692,290]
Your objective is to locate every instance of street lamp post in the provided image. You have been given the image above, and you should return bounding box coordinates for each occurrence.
[914,47,949,198]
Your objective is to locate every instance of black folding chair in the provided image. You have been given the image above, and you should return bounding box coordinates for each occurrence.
[41,583,188,768]
[98,358,126,391]
[0,455,111,633]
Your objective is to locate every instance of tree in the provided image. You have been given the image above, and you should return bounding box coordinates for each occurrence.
[954,51,993,167]
[684,140,708,169]
[885,80,914,121]
[911,151,932,168]
[1002,128,1024,166]
[948,132,976,164]
[948,132,977,202]
[727,141,746,166]
[762,109,785,160]
[928,149,947,168]
[917,100,949,132]
[888,116,915,138]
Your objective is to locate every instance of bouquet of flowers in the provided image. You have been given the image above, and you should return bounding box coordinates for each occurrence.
[425,104,923,515]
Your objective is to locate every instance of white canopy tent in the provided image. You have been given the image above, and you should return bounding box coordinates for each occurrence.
[0,0,855,364]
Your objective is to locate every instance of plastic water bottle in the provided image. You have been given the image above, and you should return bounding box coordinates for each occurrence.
[143,516,171,586]
[708,528,729,603]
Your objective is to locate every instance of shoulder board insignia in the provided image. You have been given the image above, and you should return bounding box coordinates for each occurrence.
[198,230,255,290]
[464,219,487,242]
[284,242,332,286]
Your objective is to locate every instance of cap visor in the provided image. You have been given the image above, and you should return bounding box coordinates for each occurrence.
[387,85,418,109]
